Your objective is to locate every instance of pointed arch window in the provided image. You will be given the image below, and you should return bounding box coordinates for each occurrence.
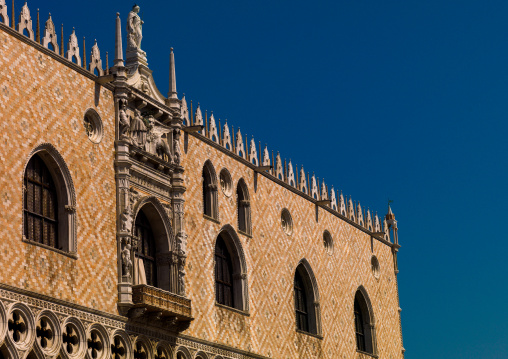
[23,146,77,254]
[214,228,249,311]
[294,270,309,332]
[354,289,376,354]
[134,210,158,287]
[293,262,321,335]
[24,154,58,248]
[237,179,251,235]
[202,162,218,220]
[215,235,234,307]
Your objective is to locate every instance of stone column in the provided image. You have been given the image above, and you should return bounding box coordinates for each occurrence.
[172,165,187,296]
[114,53,134,313]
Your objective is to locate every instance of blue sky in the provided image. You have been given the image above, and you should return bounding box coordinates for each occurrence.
[32,0,508,357]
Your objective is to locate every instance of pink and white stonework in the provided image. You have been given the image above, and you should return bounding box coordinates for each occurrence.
[0,3,404,359]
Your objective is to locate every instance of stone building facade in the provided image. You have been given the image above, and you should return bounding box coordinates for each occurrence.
[0,2,404,358]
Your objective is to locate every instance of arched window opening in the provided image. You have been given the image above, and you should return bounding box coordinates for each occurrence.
[354,289,376,354]
[202,162,218,219]
[132,199,174,292]
[215,235,234,307]
[214,228,248,311]
[24,154,59,249]
[293,261,321,335]
[294,270,309,332]
[134,210,157,287]
[236,179,251,235]
[23,146,77,253]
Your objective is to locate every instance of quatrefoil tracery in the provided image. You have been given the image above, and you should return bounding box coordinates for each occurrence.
[63,324,79,354]
[36,317,53,348]
[8,312,26,343]
[87,330,103,359]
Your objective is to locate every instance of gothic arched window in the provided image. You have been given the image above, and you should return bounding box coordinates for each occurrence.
[294,269,309,332]
[215,235,234,307]
[24,154,59,248]
[294,261,321,335]
[202,161,218,220]
[134,210,157,287]
[214,228,249,311]
[236,179,251,235]
[354,289,376,354]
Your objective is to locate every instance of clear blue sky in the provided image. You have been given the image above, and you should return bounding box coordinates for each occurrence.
[34,0,508,357]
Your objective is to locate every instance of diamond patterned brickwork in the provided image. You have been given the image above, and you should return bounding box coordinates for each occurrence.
[180,134,404,359]
[0,29,118,314]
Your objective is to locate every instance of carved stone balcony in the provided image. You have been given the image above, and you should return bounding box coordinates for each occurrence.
[130,285,193,325]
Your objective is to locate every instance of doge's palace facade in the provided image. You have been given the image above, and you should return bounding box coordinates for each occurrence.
[0,3,404,359]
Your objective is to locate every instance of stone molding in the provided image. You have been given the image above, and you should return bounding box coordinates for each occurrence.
[0,285,270,359]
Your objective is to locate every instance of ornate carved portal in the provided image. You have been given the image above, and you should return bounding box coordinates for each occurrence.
[114,91,188,324]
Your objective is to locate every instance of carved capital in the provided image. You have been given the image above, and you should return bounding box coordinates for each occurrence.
[65,205,77,213]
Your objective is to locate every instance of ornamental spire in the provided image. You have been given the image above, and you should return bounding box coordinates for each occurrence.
[114,12,124,68]
[168,47,177,99]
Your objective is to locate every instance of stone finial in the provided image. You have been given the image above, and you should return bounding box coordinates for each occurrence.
[194,104,203,126]
[66,28,81,65]
[262,145,270,167]
[168,47,177,99]
[299,166,307,193]
[208,113,218,142]
[339,191,346,216]
[0,0,10,27]
[311,174,319,200]
[275,153,283,180]
[386,204,395,221]
[287,160,295,187]
[222,121,232,150]
[366,209,373,231]
[357,202,364,226]
[17,2,34,40]
[114,12,124,68]
[89,40,104,76]
[180,95,189,125]
[249,137,258,166]
[330,187,337,210]
[42,13,58,53]
[383,218,390,241]
[320,180,328,200]
[235,128,245,158]
[348,197,355,221]
[374,213,381,232]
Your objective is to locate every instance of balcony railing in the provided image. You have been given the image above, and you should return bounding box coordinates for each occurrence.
[131,284,193,322]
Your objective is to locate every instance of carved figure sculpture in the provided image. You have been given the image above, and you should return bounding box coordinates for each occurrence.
[176,232,187,257]
[121,241,132,278]
[130,109,147,147]
[118,99,131,141]
[127,5,143,51]
[173,128,182,165]
[120,206,133,233]
[144,116,173,161]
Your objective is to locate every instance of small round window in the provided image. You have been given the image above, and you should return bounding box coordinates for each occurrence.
[323,231,333,255]
[83,109,103,144]
[219,168,233,197]
[371,255,380,279]
[281,208,293,236]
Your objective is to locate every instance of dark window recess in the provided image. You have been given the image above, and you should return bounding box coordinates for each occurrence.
[203,167,215,217]
[215,235,234,307]
[24,154,58,249]
[135,211,158,287]
[354,297,366,351]
[294,270,309,332]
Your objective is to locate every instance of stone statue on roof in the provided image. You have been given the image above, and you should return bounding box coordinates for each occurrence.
[127,4,143,51]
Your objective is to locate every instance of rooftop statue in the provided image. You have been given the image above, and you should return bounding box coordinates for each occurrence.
[127,4,144,53]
